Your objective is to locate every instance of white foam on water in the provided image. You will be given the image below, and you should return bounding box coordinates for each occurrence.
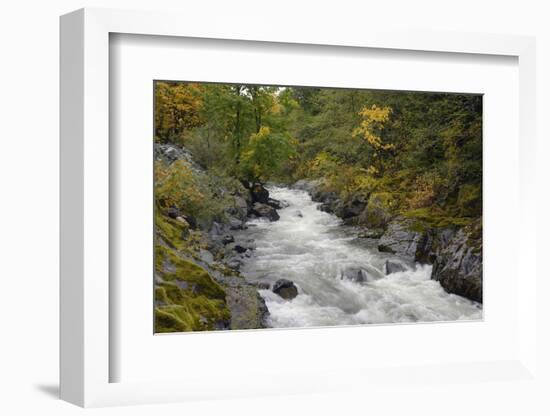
[239,186,482,328]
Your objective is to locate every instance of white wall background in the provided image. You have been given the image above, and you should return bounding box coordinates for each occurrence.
[0,1,548,415]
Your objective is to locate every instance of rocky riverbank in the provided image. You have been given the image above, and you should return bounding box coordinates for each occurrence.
[155,144,289,332]
[293,179,483,303]
[154,144,482,333]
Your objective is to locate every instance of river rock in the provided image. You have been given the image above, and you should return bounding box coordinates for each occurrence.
[166,206,180,219]
[199,249,215,265]
[340,195,367,219]
[250,183,270,203]
[313,192,339,213]
[272,279,299,300]
[377,218,427,261]
[340,267,368,283]
[238,239,256,251]
[358,228,384,239]
[221,235,235,245]
[384,260,407,275]
[292,179,341,213]
[340,265,384,283]
[293,179,322,193]
[209,221,226,237]
[228,217,244,230]
[231,195,249,221]
[233,244,248,254]
[359,193,394,229]
[251,202,280,221]
[225,284,269,329]
[431,220,482,303]
[254,282,271,290]
[225,196,248,221]
[266,198,284,210]
[155,143,197,167]
[226,256,243,270]
[184,214,197,230]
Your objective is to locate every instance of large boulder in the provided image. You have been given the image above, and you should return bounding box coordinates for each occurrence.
[358,228,384,239]
[332,195,367,222]
[340,265,384,283]
[154,143,204,174]
[293,179,322,193]
[229,195,249,221]
[250,183,270,204]
[272,279,299,300]
[266,198,285,210]
[251,202,280,222]
[359,193,394,229]
[377,218,430,262]
[431,220,482,303]
[293,179,341,213]
[225,284,269,329]
[384,260,407,275]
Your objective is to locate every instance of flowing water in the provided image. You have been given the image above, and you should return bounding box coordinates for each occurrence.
[237,186,482,328]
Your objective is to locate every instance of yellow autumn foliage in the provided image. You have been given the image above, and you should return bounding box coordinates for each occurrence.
[155,82,204,143]
[352,105,394,151]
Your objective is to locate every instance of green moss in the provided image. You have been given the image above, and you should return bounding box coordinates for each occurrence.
[156,244,225,300]
[154,220,230,332]
[155,211,188,250]
[155,210,206,255]
[403,207,473,229]
[155,307,192,332]
[154,286,230,332]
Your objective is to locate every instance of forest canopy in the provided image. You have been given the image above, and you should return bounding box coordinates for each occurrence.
[154,81,482,227]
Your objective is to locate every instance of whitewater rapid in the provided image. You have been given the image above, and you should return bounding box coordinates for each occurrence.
[238,186,482,328]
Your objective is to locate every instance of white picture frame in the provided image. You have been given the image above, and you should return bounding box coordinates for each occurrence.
[60,7,538,408]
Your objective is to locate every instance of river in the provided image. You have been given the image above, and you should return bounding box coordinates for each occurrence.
[236,186,482,328]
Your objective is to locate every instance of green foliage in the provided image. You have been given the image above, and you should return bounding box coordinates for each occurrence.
[457,184,482,217]
[154,82,482,224]
[155,160,205,215]
[288,88,482,222]
[154,160,233,229]
[240,126,296,182]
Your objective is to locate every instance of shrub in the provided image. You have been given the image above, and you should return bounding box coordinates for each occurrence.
[407,172,445,209]
[457,183,482,217]
[154,160,230,229]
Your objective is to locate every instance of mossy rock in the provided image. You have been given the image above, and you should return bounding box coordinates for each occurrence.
[225,285,268,330]
[155,210,205,254]
[359,192,395,229]
[154,240,230,332]
[402,207,473,229]
[156,244,226,300]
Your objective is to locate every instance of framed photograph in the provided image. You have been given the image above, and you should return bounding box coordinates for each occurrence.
[60,8,538,407]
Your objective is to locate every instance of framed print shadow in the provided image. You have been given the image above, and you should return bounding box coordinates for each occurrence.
[153,82,483,333]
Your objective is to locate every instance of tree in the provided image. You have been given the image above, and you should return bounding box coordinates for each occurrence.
[352,104,393,174]
[240,126,295,182]
[154,82,204,143]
